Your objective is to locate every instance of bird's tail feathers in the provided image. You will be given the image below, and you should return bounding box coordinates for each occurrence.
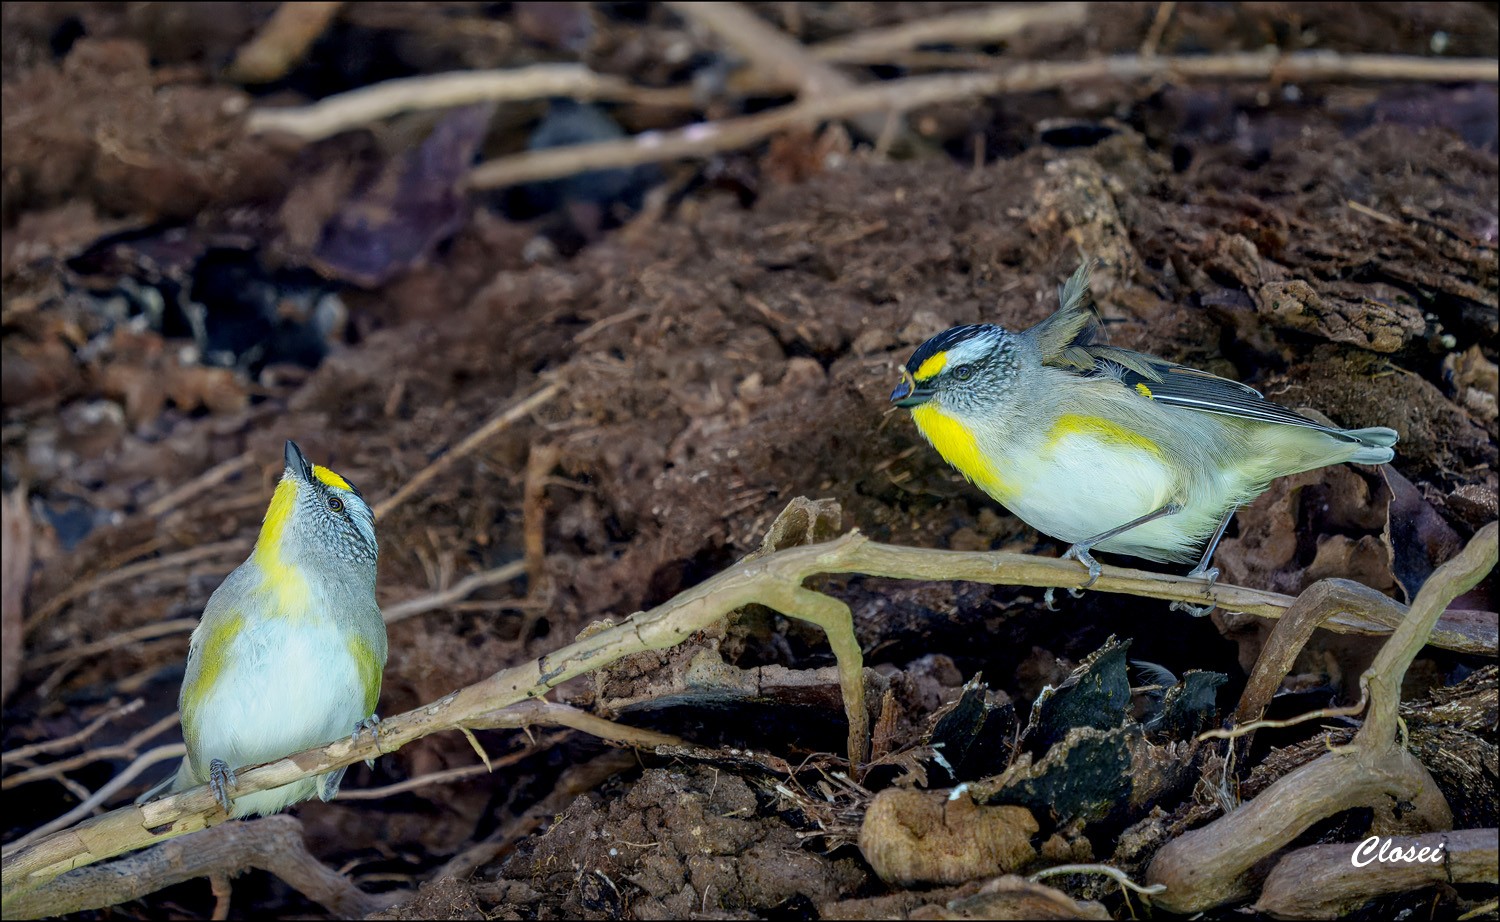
[135,761,187,805]
[1341,426,1399,464]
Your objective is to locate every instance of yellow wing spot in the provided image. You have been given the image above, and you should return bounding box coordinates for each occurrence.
[913,351,948,382]
[313,465,352,491]
[253,477,311,614]
[1046,414,1162,457]
[181,612,245,752]
[910,404,1014,501]
[348,635,384,715]
[1135,382,1153,398]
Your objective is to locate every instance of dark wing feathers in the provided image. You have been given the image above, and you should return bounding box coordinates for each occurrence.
[1115,361,1358,441]
[1034,261,1356,441]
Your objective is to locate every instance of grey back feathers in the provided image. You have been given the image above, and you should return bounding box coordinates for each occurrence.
[1026,261,1162,381]
[1024,261,1398,457]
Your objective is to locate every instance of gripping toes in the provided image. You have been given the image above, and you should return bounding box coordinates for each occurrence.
[208,758,238,814]
[352,713,382,768]
[1061,544,1103,591]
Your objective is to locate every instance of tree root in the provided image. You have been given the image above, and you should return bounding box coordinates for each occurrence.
[1146,523,1496,913]
[1253,828,1499,919]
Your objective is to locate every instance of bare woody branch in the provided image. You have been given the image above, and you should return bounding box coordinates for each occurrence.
[5,520,1495,910]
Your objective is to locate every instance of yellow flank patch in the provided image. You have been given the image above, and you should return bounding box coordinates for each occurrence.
[348,635,383,715]
[1135,382,1153,398]
[910,404,1013,501]
[913,351,948,382]
[1046,414,1162,456]
[312,464,352,491]
[181,612,245,751]
[253,478,311,614]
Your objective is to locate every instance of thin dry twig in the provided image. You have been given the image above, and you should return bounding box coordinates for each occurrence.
[7,744,185,850]
[3,712,181,791]
[381,561,527,625]
[1139,1,1178,57]
[227,2,346,84]
[24,539,249,634]
[2,700,145,767]
[466,699,684,750]
[373,383,561,520]
[667,0,851,98]
[334,764,491,801]
[143,453,254,519]
[1200,683,1369,741]
[1029,862,1166,896]
[664,0,911,147]
[812,4,1087,63]
[523,444,562,595]
[30,620,201,670]
[468,51,1499,190]
[2,487,32,704]
[247,66,689,140]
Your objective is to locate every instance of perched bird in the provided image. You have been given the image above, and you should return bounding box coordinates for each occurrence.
[890,261,1397,608]
[139,441,386,816]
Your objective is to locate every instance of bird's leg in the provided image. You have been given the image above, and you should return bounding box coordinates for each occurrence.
[320,767,349,802]
[1172,506,1238,617]
[1062,502,1183,594]
[352,713,382,769]
[207,758,238,814]
[321,714,385,801]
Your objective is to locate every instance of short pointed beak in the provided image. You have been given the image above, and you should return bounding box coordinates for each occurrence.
[284,440,315,481]
[890,372,932,408]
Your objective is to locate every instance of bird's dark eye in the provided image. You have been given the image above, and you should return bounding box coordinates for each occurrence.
[327,496,345,513]
[954,364,975,381]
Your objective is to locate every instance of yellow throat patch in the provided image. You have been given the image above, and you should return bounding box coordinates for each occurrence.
[253,477,311,614]
[909,403,1012,501]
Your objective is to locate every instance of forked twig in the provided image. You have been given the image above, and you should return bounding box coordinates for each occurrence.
[373,383,561,521]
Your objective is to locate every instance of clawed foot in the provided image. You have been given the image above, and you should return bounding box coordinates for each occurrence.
[1185,565,1220,586]
[1170,563,1219,616]
[352,714,382,768]
[1169,599,1215,617]
[1043,586,1059,611]
[1061,543,1102,591]
[208,758,238,814]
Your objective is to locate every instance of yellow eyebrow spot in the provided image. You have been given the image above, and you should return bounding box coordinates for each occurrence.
[1135,383,1153,398]
[910,404,1014,501]
[1046,414,1162,457]
[313,465,352,491]
[913,351,948,382]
